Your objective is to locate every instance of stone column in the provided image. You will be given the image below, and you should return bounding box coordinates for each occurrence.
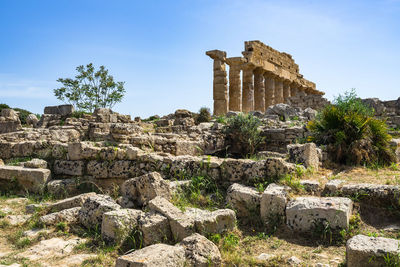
[206,50,228,116]
[242,64,255,113]
[275,77,284,104]
[290,83,298,97]
[264,72,275,108]
[254,68,266,112]
[283,80,291,103]
[226,57,245,112]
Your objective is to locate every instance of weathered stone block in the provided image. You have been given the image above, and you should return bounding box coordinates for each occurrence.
[184,208,236,235]
[44,104,74,116]
[265,157,296,177]
[148,196,194,241]
[115,243,186,267]
[138,211,172,246]
[46,179,79,196]
[226,183,261,217]
[287,143,319,170]
[0,165,51,193]
[121,172,171,207]
[48,192,96,212]
[177,233,222,267]
[286,197,353,232]
[260,183,289,226]
[101,209,143,244]
[39,207,80,226]
[346,235,400,267]
[53,160,85,176]
[78,194,121,229]
[23,158,48,169]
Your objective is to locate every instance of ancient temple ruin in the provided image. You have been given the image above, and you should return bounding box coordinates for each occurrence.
[206,40,324,115]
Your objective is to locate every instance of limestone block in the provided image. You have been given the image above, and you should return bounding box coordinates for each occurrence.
[26,114,39,127]
[324,179,345,194]
[287,143,319,170]
[138,211,172,246]
[226,183,261,217]
[23,158,48,169]
[47,179,79,196]
[121,172,171,207]
[265,157,296,177]
[39,207,81,226]
[101,209,143,244]
[148,196,194,241]
[184,208,236,235]
[155,119,173,127]
[340,183,400,203]
[48,192,97,212]
[286,197,353,232]
[68,142,101,160]
[115,243,186,267]
[53,160,85,176]
[177,233,222,267]
[0,121,22,133]
[108,160,132,178]
[44,104,74,116]
[78,194,121,229]
[346,235,400,267]
[93,108,117,123]
[266,103,298,121]
[260,183,289,226]
[86,161,109,178]
[300,180,320,194]
[221,159,253,182]
[175,140,203,156]
[1,108,19,121]
[0,165,51,193]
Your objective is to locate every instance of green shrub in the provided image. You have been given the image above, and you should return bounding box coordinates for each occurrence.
[195,107,211,124]
[308,89,395,166]
[0,103,10,112]
[224,113,264,157]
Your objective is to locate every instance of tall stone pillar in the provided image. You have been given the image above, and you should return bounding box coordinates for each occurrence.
[254,68,265,112]
[275,77,284,104]
[264,73,275,108]
[290,83,298,97]
[206,50,228,116]
[226,57,245,112]
[283,80,291,103]
[242,64,255,113]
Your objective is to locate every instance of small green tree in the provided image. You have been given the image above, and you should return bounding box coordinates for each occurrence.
[54,63,125,112]
[224,113,264,157]
[195,107,212,124]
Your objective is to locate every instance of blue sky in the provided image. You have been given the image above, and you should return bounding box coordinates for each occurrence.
[0,0,399,117]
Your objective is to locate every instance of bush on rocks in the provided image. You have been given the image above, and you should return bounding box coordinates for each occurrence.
[195,107,212,124]
[308,89,396,166]
[224,113,264,158]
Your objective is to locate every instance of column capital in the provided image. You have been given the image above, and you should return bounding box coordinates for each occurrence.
[283,79,292,86]
[242,62,256,71]
[206,50,227,61]
[253,67,266,75]
[275,76,285,83]
[226,57,246,67]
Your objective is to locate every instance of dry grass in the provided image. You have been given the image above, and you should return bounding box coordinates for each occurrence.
[301,164,400,187]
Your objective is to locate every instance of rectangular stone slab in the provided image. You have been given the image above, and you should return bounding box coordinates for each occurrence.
[286,197,353,232]
[346,234,400,267]
[0,165,51,193]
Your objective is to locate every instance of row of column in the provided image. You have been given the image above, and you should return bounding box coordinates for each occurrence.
[212,57,304,115]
